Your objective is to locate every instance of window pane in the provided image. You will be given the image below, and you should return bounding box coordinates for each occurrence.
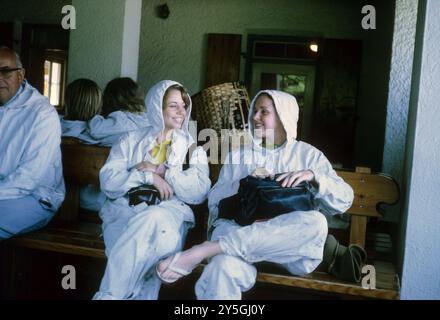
[276,74,306,108]
[50,62,61,106]
[43,60,51,98]
[254,42,285,58]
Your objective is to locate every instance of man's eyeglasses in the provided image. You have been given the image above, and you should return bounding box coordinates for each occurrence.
[0,67,22,78]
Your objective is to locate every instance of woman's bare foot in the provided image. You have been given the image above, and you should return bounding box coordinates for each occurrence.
[156,241,222,283]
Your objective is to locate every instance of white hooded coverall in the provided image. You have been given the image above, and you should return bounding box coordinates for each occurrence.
[195,90,354,300]
[93,80,211,300]
[0,81,65,239]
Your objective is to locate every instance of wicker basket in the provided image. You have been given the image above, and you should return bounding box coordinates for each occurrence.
[192,82,251,136]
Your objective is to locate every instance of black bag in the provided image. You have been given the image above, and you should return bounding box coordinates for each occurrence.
[127,184,161,206]
[218,175,315,226]
[126,143,196,207]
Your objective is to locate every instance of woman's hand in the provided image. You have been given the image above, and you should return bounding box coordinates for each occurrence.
[134,161,158,173]
[155,164,167,178]
[251,167,272,179]
[152,173,174,200]
[275,170,315,188]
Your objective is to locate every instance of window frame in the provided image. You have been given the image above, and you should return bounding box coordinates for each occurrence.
[43,49,68,112]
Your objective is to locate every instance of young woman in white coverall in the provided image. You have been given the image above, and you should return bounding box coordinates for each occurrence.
[156,90,354,299]
[93,80,211,300]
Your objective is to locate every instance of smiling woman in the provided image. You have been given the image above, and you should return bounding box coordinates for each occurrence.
[93,80,211,300]
[251,93,286,146]
[162,84,190,133]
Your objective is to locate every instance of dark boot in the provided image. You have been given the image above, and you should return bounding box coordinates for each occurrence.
[321,234,367,283]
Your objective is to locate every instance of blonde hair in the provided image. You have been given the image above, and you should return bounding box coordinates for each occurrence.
[64,79,102,121]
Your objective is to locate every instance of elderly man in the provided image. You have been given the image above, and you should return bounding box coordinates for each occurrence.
[0,46,65,240]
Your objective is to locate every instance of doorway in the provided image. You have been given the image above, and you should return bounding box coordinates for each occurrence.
[21,24,69,111]
[250,63,316,142]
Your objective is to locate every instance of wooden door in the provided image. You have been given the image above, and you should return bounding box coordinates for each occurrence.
[205,33,241,88]
[311,39,362,168]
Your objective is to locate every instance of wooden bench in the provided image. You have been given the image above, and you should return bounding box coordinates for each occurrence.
[1,138,400,299]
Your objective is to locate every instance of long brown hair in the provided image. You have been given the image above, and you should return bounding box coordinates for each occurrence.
[163,84,190,109]
[102,77,145,117]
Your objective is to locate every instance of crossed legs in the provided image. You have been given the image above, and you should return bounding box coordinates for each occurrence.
[157,210,328,299]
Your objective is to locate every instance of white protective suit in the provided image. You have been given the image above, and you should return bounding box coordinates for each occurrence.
[93,80,211,300]
[195,90,354,300]
[88,110,150,147]
[0,81,65,239]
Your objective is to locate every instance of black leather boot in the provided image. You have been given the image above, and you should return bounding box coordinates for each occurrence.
[321,234,367,283]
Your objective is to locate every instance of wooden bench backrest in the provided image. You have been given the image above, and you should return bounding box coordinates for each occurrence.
[339,167,399,247]
[61,138,110,186]
[57,138,110,222]
[338,168,399,218]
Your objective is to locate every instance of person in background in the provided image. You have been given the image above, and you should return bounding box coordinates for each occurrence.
[60,78,102,144]
[88,77,150,146]
[0,46,65,240]
[60,78,105,212]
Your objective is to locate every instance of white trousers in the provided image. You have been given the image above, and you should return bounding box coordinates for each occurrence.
[195,210,328,300]
[94,204,192,300]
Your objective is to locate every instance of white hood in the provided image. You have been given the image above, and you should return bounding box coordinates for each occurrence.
[248,90,299,145]
[144,80,193,143]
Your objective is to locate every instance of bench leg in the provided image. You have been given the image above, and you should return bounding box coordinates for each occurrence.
[350,216,367,248]
[1,243,17,298]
